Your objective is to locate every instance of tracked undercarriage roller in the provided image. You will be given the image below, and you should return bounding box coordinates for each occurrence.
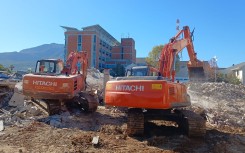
[126,108,206,137]
[73,92,98,113]
[127,108,144,136]
[32,92,98,116]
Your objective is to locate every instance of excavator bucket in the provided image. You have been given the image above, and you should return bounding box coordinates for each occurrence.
[188,67,206,82]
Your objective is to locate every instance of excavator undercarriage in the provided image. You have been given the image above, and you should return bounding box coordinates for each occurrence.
[29,91,98,115]
[127,108,206,137]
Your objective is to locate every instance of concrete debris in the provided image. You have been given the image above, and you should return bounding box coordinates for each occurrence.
[187,82,245,102]
[86,68,113,104]
[187,82,245,128]
[0,120,4,131]
[86,68,105,91]
[8,82,25,107]
[49,116,62,127]
[92,136,99,145]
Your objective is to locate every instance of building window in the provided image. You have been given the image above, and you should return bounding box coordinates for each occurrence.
[77,35,82,51]
[94,35,96,43]
[237,70,239,76]
[77,44,81,51]
[78,35,82,43]
[64,35,68,63]
[121,47,124,59]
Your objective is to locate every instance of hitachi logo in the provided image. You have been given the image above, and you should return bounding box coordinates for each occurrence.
[33,80,57,87]
[116,85,144,91]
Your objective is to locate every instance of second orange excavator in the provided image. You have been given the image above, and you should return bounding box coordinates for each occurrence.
[105,26,208,137]
[22,51,98,115]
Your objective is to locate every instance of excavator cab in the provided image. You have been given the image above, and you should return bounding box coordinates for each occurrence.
[35,59,64,75]
[127,66,150,76]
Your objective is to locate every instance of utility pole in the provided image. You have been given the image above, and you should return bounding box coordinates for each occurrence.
[213,56,218,82]
[209,56,218,82]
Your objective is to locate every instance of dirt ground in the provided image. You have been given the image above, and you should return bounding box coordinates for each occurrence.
[0,105,245,153]
[1,81,245,153]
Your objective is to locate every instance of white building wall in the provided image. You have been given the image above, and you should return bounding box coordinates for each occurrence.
[242,67,245,85]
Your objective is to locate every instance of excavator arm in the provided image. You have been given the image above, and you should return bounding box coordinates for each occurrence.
[159,26,208,82]
[62,51,88,78]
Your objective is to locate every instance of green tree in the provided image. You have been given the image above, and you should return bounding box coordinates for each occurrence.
[0,64,5,71]
[146,45,180,72]
[209,72,241,85]
[146,45,164,68]
[0,64,10,73]
[225,73,241,85]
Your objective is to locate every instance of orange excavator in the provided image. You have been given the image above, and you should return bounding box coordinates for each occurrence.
[22,51,98,115]
[105,26,207,137]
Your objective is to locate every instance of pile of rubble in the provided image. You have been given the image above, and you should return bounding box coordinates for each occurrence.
[86,68,105,91]
[86,68,113,104]
[187,82,245,102]
[187,82,245,130]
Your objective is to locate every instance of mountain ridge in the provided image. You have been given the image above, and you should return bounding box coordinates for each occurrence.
[0,43,64,71]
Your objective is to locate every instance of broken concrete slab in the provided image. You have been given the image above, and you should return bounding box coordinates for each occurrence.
[8,92,25,107]
[92,136,99,145]
[8,82,25,107]
[0,120,4,131]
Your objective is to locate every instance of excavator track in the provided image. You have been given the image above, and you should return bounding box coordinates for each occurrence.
[32,99,61,115]
[127,108,144,136]
[73,92,98,113]
[179,109,206,137]
[32,92,98,116]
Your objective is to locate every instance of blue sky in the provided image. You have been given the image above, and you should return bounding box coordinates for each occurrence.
[0,0,244,68]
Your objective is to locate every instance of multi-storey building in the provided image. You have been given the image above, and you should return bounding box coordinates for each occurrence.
[106,38,136,68]
[61,24,136,70]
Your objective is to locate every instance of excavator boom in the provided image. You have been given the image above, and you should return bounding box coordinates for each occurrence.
[159,26,208,81]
